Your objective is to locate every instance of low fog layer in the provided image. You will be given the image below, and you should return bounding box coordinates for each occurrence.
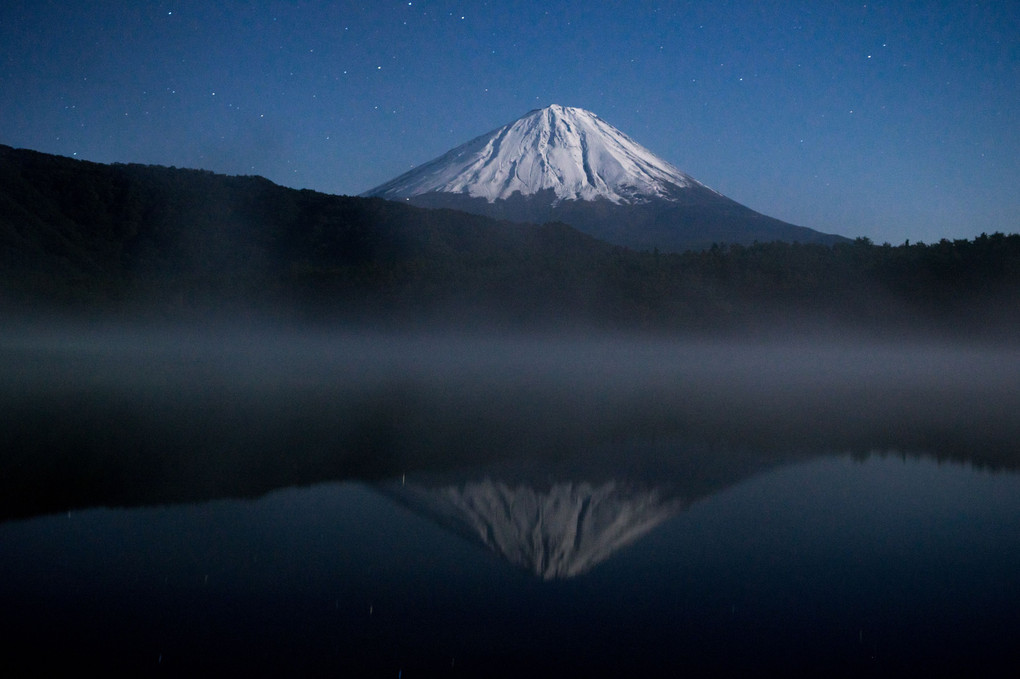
[3,323,1018,519]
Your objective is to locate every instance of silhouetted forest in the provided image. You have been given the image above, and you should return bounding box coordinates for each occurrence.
[2,144,1017,334]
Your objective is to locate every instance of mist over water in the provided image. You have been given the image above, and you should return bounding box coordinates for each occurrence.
[3,320,1018,519]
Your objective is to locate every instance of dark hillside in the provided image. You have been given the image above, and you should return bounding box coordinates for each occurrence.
[1,144,1017,335]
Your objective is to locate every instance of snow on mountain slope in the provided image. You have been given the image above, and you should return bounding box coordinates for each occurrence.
[364,105,713,205]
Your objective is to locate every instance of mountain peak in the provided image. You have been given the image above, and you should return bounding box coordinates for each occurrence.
[362,106,847,252]
[364,105,707,205]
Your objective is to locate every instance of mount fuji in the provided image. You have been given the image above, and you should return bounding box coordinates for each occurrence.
[363,105,845,252]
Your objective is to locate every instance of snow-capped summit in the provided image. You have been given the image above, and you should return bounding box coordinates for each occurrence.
[363,105,847,252]
[364,105,710,205]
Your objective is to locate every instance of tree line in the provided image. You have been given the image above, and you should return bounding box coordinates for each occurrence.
[1,144,1017,335]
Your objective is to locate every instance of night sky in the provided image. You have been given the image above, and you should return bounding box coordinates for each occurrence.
[1,1,1016,244]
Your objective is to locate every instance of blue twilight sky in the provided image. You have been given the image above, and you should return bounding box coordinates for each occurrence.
[1,1,1016,244]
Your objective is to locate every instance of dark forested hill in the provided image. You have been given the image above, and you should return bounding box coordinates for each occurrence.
[0,144,618,320]
[1,144,1017,334]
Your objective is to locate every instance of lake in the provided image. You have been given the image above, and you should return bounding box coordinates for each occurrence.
[2,325,1019,675]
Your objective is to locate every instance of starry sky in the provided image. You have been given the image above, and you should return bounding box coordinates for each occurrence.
[1,1,1017,244]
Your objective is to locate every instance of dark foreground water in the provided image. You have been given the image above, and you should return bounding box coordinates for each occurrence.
[2,455,1019,676]
[2,326,1019,675]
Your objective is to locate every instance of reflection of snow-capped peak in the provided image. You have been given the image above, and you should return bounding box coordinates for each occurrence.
[363,105,709,205]
[391,478,688,579]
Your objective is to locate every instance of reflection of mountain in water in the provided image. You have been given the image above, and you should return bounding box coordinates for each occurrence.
[380,445,793,579]
[394,479,688,579]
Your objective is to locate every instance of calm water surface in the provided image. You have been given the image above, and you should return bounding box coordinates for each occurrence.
[2,454,1019,676]
[2,328,1019,675]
